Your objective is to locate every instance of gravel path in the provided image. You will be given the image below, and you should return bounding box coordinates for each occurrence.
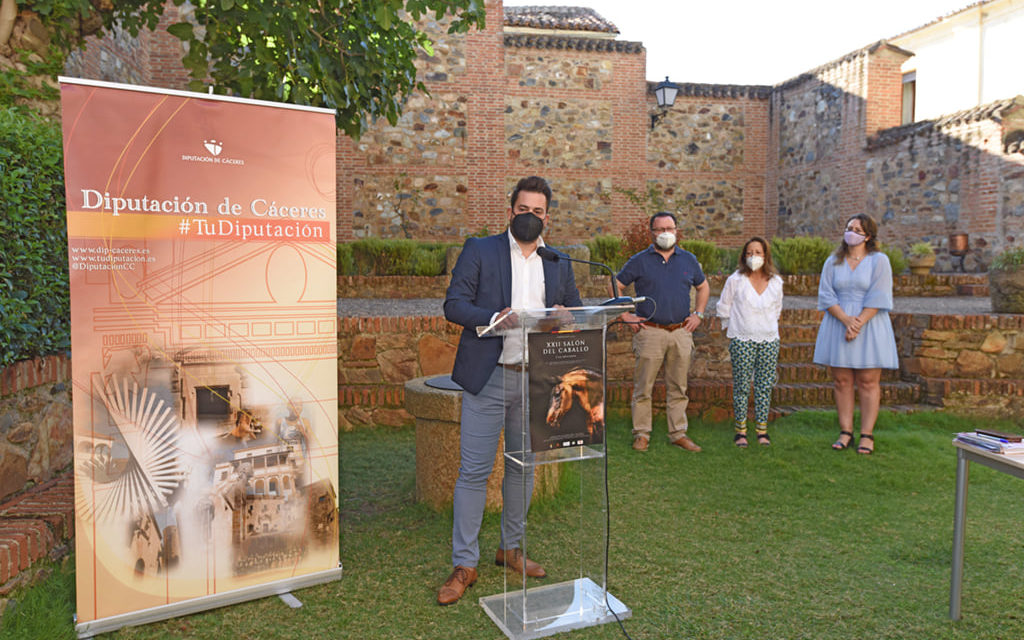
[339,296,993,317]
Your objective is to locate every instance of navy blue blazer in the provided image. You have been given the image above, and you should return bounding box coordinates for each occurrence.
[444,233,583,395]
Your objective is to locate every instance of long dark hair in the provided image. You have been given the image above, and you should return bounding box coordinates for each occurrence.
[737,236,777,278]
[833,213,879,264]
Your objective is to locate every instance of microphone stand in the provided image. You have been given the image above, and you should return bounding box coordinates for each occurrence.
[535,246,641,306]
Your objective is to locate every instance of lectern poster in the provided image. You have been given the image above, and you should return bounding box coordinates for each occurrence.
[527,329,605,451]
[60,78,340,632]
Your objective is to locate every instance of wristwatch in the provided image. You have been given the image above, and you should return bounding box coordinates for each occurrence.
[693,311,705,319]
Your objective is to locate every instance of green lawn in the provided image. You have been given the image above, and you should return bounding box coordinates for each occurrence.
[4,410,1024,639]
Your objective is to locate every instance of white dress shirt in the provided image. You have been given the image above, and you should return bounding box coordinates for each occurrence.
[499,231,546,364]
[715,271,783,342]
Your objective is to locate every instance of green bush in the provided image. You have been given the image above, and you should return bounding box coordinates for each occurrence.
[681,239,721,275]
[719,247,741,273]
[337,243,354,275]
[879,243,907,275]
[0,108,70,366]
[340,238,453,276]
[771,236,835,275]
[990,246,1024,272]
[585,235,627,272]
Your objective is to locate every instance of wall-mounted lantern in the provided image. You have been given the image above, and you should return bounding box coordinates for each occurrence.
[651,76,679,129]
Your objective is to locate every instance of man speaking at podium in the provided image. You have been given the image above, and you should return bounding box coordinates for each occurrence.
[438,176,582,605]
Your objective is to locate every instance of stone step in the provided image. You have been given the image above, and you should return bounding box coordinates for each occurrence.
[779,325,820,342]
[0,472,74,595]
[778,342,816,362]
[776,363,901,383]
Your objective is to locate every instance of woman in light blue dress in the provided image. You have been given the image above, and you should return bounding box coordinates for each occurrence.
[813,214,898,455]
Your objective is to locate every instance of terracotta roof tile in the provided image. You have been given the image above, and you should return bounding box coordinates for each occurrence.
[646,81,772,101]
[503,33,643,54]
[776,40,914,91]
[504,6,619,34]
[867,96,1024,150]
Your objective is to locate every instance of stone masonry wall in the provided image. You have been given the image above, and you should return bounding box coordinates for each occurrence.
[772,46,910,240]
[505,97,613,169]
[645,178,745,239]
[356,93,468,166]
[339,308,1024,424]
[648,102,746,172]
[897,314,1024,416]
[864,111,1024,268]
[350,173,469,238]
[0,357,73,505]
[505,50,613,90]
[646,92,771,247]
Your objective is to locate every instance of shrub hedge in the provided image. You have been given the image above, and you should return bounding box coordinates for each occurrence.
[771,236,835,275]
[0,108,70,366]
[337,238,457,276]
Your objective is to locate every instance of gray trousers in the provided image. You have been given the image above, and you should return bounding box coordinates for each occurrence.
[451,366,533,568]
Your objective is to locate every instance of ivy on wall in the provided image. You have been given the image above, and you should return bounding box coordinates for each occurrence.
[0,107,70,365]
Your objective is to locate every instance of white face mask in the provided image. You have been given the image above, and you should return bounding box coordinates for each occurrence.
[844,230,866,246]
[654,232,677,250]
[746,255,765,271]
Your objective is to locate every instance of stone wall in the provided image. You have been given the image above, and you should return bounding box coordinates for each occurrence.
[505,97,613,169]
[648,102,746,172]
[0,356,73,505]
[897,314,1024,416]
[646,178,745,239]
[337,308,1024,423]
[350,173,469,238]
[864,107,1024,270]
[772,45,911,241]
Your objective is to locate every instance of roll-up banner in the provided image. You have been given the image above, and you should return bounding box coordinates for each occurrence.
[59,78,340,638]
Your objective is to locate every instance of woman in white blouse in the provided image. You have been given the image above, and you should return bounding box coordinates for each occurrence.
[716,237,784,447]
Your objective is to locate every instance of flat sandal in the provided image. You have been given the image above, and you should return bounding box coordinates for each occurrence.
[857,433,874,455]
[832,430,854,450]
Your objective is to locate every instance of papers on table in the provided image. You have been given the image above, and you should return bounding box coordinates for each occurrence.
[955,431,1024,455]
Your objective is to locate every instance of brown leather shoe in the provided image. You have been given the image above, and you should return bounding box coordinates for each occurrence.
[670,435,702,452]
[632,435,649,452]
[437,565,477,605]
[495,547,546,578]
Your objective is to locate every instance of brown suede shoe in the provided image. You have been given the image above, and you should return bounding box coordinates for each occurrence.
[495,547,546,578]
[437,565,477,605]
[632,435,649,452]
[670,434,702,452]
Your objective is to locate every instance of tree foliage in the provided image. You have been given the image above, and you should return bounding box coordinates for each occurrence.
[0,107,70,365]
[96,0,486,137]
[13,0,484,136]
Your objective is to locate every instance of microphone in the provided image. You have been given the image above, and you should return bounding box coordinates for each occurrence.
[536,247,643,307]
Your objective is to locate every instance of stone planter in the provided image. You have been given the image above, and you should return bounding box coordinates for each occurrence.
[908,254,936,276]
[989,269,1024,313]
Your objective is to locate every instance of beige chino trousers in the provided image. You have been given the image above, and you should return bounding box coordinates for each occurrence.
[630,326,694,442]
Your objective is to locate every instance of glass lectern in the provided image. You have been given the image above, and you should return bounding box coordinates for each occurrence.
[476,305,632,640]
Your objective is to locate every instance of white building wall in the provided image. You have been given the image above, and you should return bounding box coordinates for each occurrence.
[894,0,1024,121]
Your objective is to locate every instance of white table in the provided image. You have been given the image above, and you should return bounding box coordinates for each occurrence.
[950,441,1024,620]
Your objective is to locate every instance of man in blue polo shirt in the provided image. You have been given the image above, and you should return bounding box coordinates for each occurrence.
[615,212,710,452]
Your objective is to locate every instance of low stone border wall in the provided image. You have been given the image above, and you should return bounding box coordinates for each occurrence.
[341,309,1024,423]
[339,273,990,299]
[0,355,73,505]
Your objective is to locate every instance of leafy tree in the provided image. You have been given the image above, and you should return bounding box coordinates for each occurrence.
[17,0,486,137]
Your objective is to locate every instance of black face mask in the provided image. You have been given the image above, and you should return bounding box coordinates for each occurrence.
[510,213,544,243]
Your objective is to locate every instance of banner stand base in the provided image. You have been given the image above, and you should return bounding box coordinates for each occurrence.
[75,565,342,638]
